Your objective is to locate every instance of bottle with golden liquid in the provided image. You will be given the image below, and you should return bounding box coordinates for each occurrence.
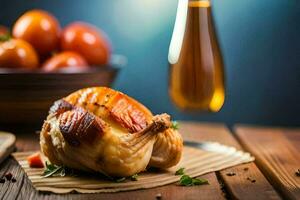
[168,0,225,112]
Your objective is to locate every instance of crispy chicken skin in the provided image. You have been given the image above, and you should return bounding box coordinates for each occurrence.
[40,87,183,177]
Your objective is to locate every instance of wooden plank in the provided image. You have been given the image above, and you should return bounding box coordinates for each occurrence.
[1,122,233,200]
[282,129,300,151]
[180,122,281,200]
[234,125,300,200]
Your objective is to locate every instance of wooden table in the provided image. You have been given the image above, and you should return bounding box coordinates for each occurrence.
[0,122,299,200]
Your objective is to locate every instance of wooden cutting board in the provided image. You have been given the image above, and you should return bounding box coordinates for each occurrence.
[0,131,16,164]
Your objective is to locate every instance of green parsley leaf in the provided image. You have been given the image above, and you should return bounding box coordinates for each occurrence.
[42,162,63,178]
[192,177,209,185]
[171,121,179,130]
[131,174,138,181]
[175,167,185,175]
[179,174,208,186]
[179,175,193,186]
[42,162,76,178]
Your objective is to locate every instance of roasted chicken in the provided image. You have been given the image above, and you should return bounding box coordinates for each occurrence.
[40,87,183,177]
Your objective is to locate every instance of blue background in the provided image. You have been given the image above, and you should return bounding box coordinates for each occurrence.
[1,0,299,127]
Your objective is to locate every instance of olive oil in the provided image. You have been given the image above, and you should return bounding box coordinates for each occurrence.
[168,0,225,112]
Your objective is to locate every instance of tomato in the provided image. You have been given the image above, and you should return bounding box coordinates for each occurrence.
[61,22,110,66]
[42,51,89,72]
[0,39,39,69]
[27,152,44,168]
[12,9,61,56]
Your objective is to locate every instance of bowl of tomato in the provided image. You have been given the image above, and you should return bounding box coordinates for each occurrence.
[0,9,125,125]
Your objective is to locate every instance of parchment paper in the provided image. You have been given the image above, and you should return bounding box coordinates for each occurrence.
[13,142,254,194]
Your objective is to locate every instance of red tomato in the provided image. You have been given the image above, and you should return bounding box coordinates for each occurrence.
[0,39,39,69]
[27,152,44,168]
[61,22,110,66]
[42,51,89,72]
[12,9,61,56]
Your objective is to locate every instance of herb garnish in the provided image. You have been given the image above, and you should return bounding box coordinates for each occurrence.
[179,175,208,186]
[175,167,185,175]
[116,174,139,182]
[43,162,140,182]
[175,167,208,186]
[131,174,138,181]
[171,121,179,130]
[296,169,300,177]
[42,162,75,178]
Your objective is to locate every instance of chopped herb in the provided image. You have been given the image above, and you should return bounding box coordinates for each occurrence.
[115,177,126,182]
[0,178,5,183]
[42,162,63,178]
[179,175,193,186]
[192,177,209,185]
[11,178,16,183]
[175,167,185,175]
[42,162,76,178]
[171,121,179,130]
[116,174,139,182]
[226,172,236,176]
[179,174,208,186]
[296,169,300,177]
[175,166,208,186]
[131,174,138,181]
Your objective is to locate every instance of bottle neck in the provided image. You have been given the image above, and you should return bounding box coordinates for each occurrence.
[188,0,210,8]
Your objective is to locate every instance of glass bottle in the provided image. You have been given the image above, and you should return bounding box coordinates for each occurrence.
[168,0,225,112]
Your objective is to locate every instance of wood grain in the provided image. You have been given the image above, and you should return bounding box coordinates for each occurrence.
[235,125,300,200]
[180,122,281,200]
